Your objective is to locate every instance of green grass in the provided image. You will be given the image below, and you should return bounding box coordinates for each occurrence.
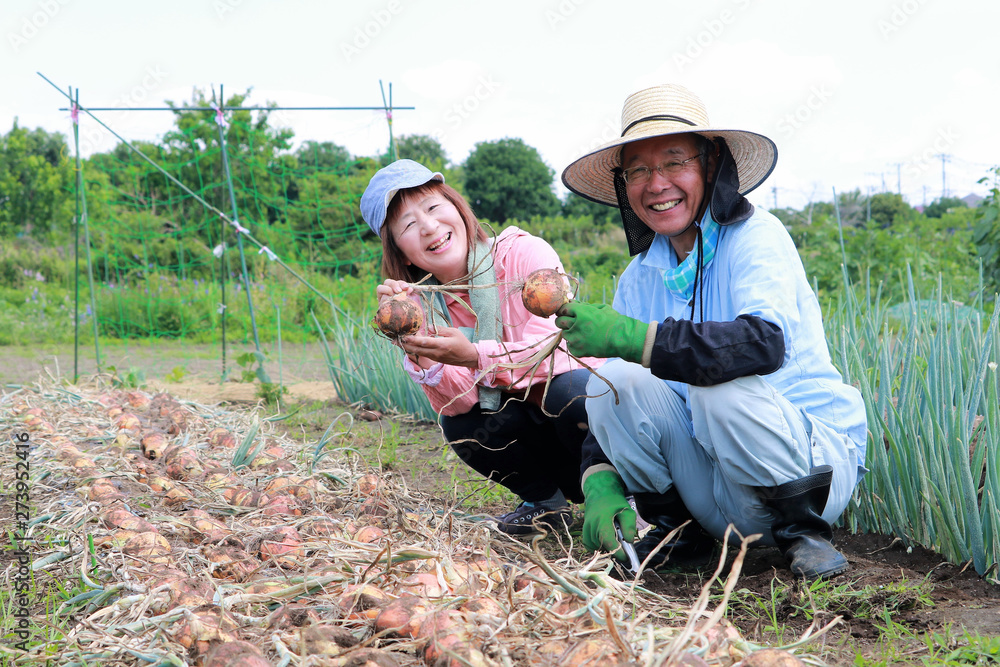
[0,536,95,660]
[720,573,965,665]
[0,264,378,346]
[923,629,1000,665]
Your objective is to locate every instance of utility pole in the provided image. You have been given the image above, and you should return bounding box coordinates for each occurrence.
[934,153,952,199]
[865,171,882,196]
[891,163,902,195]
[922,185,928,207]
[772,186,778,210]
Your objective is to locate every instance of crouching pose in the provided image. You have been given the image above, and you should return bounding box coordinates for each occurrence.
[556,84,868,579]
[361,159,605,535]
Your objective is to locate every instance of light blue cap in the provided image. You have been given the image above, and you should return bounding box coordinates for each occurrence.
[360,159,445,236]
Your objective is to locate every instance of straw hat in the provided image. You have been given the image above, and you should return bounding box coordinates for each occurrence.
[562,84,777,206]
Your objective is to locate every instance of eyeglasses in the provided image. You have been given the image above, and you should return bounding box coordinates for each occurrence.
[620,153,705,185]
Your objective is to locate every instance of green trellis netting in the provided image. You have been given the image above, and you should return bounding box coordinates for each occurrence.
[74,110,384,350]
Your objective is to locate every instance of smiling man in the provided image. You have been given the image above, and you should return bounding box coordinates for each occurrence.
[555,84,868,579]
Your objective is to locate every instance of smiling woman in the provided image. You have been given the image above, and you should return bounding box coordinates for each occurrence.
[379,175,481,286]
[386,189,471,285]
[359,159,606,537]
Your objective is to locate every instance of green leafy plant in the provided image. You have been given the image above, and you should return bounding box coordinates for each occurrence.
[374,419,402,468]
[234,350,287,407]
[235,351,269,384]
[105,364,146,389]
[163,365,187,383]
[256,381,288,407]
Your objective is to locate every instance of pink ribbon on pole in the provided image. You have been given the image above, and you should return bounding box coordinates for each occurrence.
[70,104,80,125]
[211,102,229,129]
[220,213,248,235]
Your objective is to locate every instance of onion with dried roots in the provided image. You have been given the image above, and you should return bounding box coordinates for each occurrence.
[521,268,572,317]
[373,293,423,337]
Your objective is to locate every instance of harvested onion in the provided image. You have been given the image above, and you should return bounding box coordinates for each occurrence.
[204,640,270,667]
[373,293,423,337]
[521,268,572,317]
[740,649,806,666]
[374,595,434,638]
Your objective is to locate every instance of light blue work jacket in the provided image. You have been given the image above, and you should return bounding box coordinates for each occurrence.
[612,207,868,467]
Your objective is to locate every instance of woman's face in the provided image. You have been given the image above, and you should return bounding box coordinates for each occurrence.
[388,190,470,284]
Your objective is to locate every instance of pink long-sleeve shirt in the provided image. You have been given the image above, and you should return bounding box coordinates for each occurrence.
[404,226,605,416]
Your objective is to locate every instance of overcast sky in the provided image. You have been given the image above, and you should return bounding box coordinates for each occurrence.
[3,0,997,211]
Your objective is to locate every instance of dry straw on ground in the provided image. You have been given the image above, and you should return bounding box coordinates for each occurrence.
[0,376,831,666]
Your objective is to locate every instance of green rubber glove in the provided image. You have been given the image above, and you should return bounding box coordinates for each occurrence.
[582,470,637,560]
[555,302,649,363]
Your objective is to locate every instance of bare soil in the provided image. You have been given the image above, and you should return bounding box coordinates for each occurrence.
[4,343,1000,665]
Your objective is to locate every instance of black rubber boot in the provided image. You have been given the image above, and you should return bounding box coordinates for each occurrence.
[755,465,849,580]
[633,488,716,571]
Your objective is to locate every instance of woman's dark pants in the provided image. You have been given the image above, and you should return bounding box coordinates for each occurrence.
[440,368,590,504]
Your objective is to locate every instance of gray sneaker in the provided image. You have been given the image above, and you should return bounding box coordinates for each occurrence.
[495,503,573,536]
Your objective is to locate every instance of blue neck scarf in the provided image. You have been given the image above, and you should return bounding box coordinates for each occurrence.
[660,211,720,304]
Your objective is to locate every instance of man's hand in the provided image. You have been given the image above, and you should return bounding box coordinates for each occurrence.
[555,302,649,363]
[582,470,637,560]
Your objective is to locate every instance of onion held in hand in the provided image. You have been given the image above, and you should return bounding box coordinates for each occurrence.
[521,268,572,317]
[374,293,423,337]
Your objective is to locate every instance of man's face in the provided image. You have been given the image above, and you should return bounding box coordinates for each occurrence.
[621,134,712,252]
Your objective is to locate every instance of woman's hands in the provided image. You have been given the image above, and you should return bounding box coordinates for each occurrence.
[399,327,479,368]
[376,279,414,303]
[376,280,479,369]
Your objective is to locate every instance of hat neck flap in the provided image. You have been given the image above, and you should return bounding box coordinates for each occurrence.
[709,137,754,226]
[613,169,656,256]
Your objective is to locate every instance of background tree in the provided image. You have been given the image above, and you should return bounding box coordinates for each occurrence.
[295,141,352,170]
[161,89,294,226]
[0,123,73,241]
[462,137,560,223]
[835,189,867,227]
[562,192,619,227]
[395,134,448,170]
[869,192,912,227]
[924,196,968,219]
[973,167,1000,294]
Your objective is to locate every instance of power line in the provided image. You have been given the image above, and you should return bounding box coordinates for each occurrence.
[934,153,952,198]
[890,162,903,195]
